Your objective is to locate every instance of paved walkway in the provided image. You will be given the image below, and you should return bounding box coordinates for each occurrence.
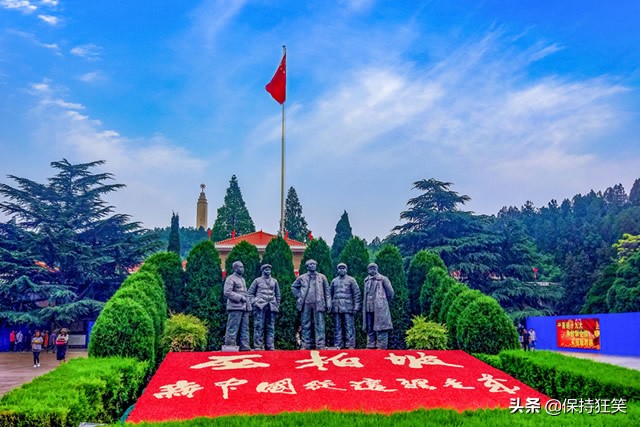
[557,351,640,371]
[0,349,87,397]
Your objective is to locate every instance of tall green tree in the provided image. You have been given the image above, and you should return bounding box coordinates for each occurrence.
[224,241,261,280]
[0,159,156,327]
[331,211,353,264]
[261,237,297,349]
[184,241,225,350]
[375,244,410,349]
[630,178,640,207]
[299,238,333,276]
[406,250,446,316]
[283,187,309,242]
[211,175,255,242]
[167,212,181,255]
[140,251,185,314]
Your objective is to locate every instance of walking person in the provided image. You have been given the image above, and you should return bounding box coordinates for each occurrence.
[9,330,15,352]
[529,328,537,351]
[56,328,69,364]
[48,330,57,353]
[15,330,23,352]
[31,330,43,367]
[522,328,530,351]
[43,330,49,354]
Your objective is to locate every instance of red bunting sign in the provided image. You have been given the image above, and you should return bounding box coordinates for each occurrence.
[128,350,549,423]
[556,318,601,350]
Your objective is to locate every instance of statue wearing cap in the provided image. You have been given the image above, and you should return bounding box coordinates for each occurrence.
[329,263,361,349]
[363,262,394,349]
[248,264,281,350]
[291,259,332,350]
[223,261,251,351]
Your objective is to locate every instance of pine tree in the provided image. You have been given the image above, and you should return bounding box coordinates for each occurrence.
[630,178,640,207]
[225,241,261,281]
[407,250,446,316]
[184,241,225,350]
[331,211,353,264]
[283,187,309,242]
[167,212,181,255]
[375,244,410,349]
[261,237,297,349]
[211,175,255,242]
[0,159,156,326]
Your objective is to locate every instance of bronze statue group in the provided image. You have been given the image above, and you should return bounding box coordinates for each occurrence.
[223,259,394,351]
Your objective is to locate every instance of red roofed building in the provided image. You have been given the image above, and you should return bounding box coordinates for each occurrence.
[215,230,306,275]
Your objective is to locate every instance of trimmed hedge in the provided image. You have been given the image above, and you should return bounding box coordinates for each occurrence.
[140,251,185,313]
[445,289,484,349]
[456,295,520,354]
[485,350,640,402]
[427,268,456,321]
[0,357,148,427]
[88,297,156,367]
[437,281,468,323]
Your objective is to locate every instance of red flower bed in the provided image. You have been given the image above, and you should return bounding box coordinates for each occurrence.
[128,350,548,423]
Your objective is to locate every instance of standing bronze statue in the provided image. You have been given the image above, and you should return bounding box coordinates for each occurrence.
[363,262,394,349]
[329,263,361,349]
[291,259,331,350]
[223,261,251,351]
[248,264,281,350]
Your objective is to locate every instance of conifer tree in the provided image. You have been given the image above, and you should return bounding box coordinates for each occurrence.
[140,251,185,314]
[407,250,446,316]
[225,241,261,280]
[630,178,640,207]
[375,244,410,349]
[299,238,333,276]
[283,187,309,242]
[211,175,255,242]
[261,237,297,349]
[184,241,225,349]
[331,211,353,264]
[167,212,181,255]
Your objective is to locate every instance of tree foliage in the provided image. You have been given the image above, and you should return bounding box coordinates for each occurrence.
[331,211,353,264]
[300,238,333,276]
[211,175,255,242]
[337,237,370,287]
[283,187,309,242]
[374,244,410,349]
[167,212,181,255]
[224,241,261,280]
[407,250,446,316]
[261,236,297,349]
[0,159,157,327]
[184,241,225,350]
[140,251,185,314]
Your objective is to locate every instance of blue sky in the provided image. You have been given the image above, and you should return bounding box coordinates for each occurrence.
[1,0,639,242]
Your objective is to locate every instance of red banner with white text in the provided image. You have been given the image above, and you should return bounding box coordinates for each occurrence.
[556,318,601,350]
[128,350,549,423]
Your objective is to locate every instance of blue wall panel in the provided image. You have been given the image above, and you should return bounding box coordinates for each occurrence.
[527,312,640,356]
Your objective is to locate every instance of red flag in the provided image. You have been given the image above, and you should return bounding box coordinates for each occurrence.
[266,52,286,104]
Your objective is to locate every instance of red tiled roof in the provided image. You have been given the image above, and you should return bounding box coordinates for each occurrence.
[215,230,306,247]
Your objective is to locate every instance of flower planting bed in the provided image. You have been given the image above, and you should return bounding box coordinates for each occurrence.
[128,350,548,423]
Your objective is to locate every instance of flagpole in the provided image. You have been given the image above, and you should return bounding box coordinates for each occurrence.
[279,45,286,236]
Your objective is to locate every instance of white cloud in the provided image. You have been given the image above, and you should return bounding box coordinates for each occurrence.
[339,0,374,12]
[40,0,57,5]
[78,71,106,83]
[70,44,102,61]
[188,0,247,50]
[1,0,37,13]
[37,14,58,25]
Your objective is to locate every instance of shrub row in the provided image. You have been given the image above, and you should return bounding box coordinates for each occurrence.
[478,350,640,402]
[89,268,167,369]
[0,357,148,427]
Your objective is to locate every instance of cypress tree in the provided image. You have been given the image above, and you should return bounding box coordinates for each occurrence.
[300,238,333,276]
[283,187,309,242]
[261,237,297,349]
[630,178,640,207]
[407,250,446,316]
[184,241,225,350]
[225,241,261,280]
[167,212,181,255]
[375,244,410,349]
[331,211,353,264]
[337,237,370,347]
[211,175,256,242]
[140,251,185,313]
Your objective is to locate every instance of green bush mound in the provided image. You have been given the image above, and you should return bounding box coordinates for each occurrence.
[436,281,468,323]
[445,289,484,349]
[456,295,520,354]
[113,285,162,347]
[128,405,640,426]
[405,316,448,350]
[121,270,168,317]
[485,350,640,402]
[162,313,208,353]
[425,267,454,320]
[88,297,156,367]
[0,357,148,427]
